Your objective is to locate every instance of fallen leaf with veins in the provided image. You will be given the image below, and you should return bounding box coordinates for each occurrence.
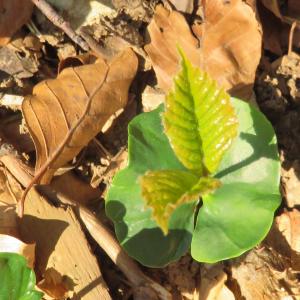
[0,0,33,46]
[145,3,262,99]
[0,234,35,268]
[22,48,138,184]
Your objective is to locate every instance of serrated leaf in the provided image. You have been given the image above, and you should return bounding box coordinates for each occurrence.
[164,50,238,176]
[0,252,43,300]
[141,170,221,234]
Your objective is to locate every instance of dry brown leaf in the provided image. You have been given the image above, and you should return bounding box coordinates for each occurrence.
[22,48,138,184]
[19,188,111,300]
[38,268,69,299]
[145,5,200,92]
[0,234,35,268]
[275,210,300,270]
[282,160,300,208]
[230,247,299,300]
[199,264,235,300]
[169,0,194,13]
[145,3,262,99]
[0,0,33,46]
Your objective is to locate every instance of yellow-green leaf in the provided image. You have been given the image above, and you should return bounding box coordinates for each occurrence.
[141,170,221,234]
[164,50,238,175]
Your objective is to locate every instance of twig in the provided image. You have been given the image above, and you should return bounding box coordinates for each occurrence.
[19,67,109,217]
[288,21,297,56]
[0,154,172,300]
[30,0,89,51]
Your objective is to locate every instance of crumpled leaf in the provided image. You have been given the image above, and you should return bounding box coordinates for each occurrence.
[163,50,238,175]
[0,252,42,300]
[22,48,137,184]
[141,170,220,234]
[145,3,262,99]
[0,0,33,46]
[38,268,69,299]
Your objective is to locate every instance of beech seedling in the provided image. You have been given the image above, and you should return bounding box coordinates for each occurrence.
[106,51,281,267]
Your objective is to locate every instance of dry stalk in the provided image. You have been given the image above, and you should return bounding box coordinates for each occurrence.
[31,0,89,51]
[0,155,172,300]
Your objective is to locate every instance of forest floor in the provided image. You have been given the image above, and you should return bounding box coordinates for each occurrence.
[0,0,299,299]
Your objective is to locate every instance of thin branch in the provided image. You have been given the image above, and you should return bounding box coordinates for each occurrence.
[19,67,109,217]
[288,21,297,56]
[31,0,89,51]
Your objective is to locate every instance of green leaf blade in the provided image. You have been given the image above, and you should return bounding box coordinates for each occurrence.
[191,98,281,263]
[164,51,238,175]
[141,170,221,234]
[106,106,195,267]
[0,253,43,300]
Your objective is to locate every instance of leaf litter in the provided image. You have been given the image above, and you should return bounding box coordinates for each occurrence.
[0,0,299,299]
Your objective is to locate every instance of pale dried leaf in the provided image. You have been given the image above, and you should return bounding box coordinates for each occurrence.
[22,48,138,184]
[145,5,200,92]
[145,3,262,99]
[19,189,111,300]
[281,160,300,208]
[0,234,35,268]
[276,210,300,270]
[0,0,33,46]
[169,0,194,13]
[199,264,235,300]
[230,248,298,300]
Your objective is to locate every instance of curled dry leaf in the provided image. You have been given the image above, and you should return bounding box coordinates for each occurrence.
[145,3,262,99]
[38,268,69,299]
[0,0,33,46]
[0,234,35,268]
[22,48,138,184]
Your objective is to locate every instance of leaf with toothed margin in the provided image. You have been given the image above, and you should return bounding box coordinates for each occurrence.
[141,170,221,234]
[163,49,238,176]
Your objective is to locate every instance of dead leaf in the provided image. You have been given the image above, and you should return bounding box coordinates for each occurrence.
[199,264,235,300]
[169,0,194,13]
[230,248,296,300]
[38,268,69,299]
[0,0,33,46]
[275,210,300,270]
[282,160,300,207]
[145,3,262,99]
[260,0,282,19]
[19,188,111,300]
[144,5,200,93]
[22,48,138,184]
[142,86,165,112]
[51,171,101,205]
[0,46,38,79]
[0,234,35,268]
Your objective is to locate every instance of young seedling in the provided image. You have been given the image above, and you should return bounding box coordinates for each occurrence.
[106,51,281,267]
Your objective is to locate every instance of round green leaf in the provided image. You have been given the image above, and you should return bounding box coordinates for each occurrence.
[191,98,281,262]
[106,106,195,267]
[106,98,280,266]
[0,252,43,300]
